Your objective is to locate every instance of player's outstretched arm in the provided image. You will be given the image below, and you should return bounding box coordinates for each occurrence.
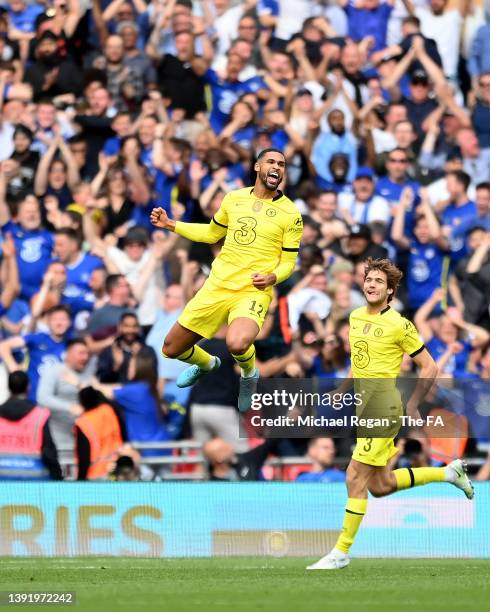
[150,207,227,244]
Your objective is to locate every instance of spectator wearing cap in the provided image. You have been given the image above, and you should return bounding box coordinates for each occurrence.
[23,30,83,101]
[9,125,39,190]
[391,187,445,312]
[435,170,477,263]
[330,223,388,265]
[401,69,438,141]
[338,167,390,226]
[311,109,357,186]
[296,438,346,482]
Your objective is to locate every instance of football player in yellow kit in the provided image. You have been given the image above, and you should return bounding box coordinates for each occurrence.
[150,149,303,412]
[307,258,475,571]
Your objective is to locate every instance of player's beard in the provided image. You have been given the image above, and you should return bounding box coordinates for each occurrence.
[364,291,388,308]
[259,170,281,192]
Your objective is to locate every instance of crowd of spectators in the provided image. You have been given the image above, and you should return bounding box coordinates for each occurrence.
[0,0,489,481]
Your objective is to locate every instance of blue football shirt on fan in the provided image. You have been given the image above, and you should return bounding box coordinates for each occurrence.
[407,242,445,309]
[24,332,68,401]
[204,69,254,134]
[3,222,53,301]
[114,382,171,456]
[442,201,477,263]
[61,253,103,315]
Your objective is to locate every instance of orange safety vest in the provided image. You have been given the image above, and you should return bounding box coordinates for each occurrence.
[75,404,123,480]
[0,406,51,480]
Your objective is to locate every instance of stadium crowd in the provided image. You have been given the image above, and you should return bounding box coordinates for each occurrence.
[0,0,489,482]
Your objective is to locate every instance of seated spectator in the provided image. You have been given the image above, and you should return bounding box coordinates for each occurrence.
[203,437,279,481]
[36,338,96,450]
[74,386,125,481]
[110,454,140,481]
[296,437,346,482]
[96,312,157,384]
[0,305,72,402]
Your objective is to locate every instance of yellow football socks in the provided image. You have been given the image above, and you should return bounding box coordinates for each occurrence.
[394,467,446,491]
[173,345,215,370]
[232,344,256,377]
[335,498,368,554]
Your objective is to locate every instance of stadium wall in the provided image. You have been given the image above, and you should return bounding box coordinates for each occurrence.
[0,483,487,558]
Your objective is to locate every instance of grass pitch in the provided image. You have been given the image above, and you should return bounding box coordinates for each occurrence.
[1,557,489,612]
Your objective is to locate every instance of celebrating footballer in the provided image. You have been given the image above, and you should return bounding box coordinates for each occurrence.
[150,149,303,412]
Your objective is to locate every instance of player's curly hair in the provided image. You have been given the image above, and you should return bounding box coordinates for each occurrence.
[363,258,403,303]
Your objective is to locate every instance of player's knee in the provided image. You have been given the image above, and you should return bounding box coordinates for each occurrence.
[226,337,251,356]
[368,485,386,498]
[161,338,179,359]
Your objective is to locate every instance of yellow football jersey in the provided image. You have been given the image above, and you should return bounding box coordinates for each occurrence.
[210,187,303,292]
[349,305,424,379]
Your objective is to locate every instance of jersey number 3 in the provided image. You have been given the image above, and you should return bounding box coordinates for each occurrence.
[353,340,370,369]
[234,217,257,245]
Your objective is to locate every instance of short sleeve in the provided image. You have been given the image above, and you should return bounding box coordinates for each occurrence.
[212,194,229,229]
[282,213,303,251]
[398,318,424,357]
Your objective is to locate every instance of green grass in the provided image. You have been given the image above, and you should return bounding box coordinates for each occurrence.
[1,557,489,612]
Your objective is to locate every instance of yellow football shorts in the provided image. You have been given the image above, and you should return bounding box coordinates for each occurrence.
[178,278,272,339]
[352,380,403,467]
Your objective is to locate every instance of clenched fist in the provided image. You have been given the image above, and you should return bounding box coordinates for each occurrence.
[150,207,175,231]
